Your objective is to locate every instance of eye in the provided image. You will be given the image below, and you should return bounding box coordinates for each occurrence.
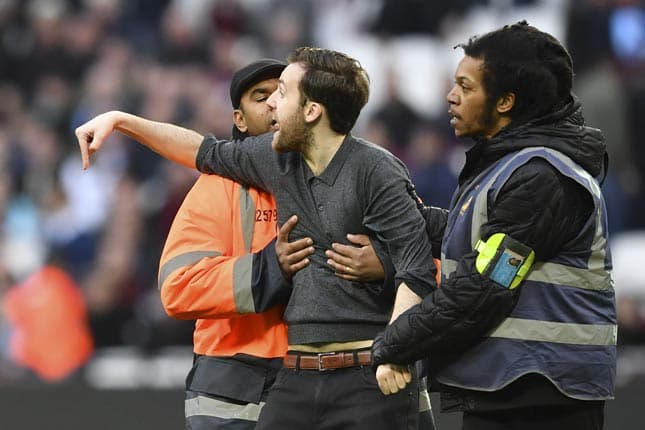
[454,80,470,92]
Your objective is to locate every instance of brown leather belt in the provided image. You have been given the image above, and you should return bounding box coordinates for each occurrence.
[283,350,372,371]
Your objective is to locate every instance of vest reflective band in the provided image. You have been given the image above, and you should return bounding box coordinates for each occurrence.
[439,147,616,400]
[158,250,221,290]
[185,395,263,421]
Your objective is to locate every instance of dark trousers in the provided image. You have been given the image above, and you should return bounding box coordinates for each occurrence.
[256,366,419,430]
[462,401,605,430]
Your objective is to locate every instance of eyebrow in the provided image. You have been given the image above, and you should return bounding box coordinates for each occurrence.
[249,87,273,98]
[455,76,473,84]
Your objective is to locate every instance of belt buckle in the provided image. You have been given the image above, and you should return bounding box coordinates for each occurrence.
[317,352,336,371]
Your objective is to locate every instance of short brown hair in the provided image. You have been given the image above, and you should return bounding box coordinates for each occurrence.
[288,47,370,135]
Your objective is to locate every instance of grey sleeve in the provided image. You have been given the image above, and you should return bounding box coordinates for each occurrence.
[370,237,396,294]
[196,133,276,192]
[363,157,437,297]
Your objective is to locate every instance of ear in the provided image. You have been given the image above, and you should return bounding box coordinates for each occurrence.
[497,92,515,114]
[233,109,248,133]
[303,101,323,124]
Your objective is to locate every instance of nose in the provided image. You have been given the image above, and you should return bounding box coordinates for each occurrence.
[446,86,459,105]
[267,90,278,109]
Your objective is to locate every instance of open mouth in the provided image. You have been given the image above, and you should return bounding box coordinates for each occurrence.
[270,119,280,132]
[448,110,460,126]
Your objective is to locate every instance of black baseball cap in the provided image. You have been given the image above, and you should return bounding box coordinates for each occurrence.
[229,59,286,109]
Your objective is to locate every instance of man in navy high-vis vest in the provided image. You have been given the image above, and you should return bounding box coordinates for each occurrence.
[372,21,616,430]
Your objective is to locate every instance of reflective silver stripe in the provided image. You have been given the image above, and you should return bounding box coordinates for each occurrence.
[158,251,221,289]
[233,253,255,313]
[489,317,617,346]
[443,257,612,292]
[588,235,609,274]
[567,155,611,275]
[419,388,432,413]
[441,256,458,279]
[185,395,263,421]
[239,187,256,253]
[234,187,257,313]
[526,262,613,291]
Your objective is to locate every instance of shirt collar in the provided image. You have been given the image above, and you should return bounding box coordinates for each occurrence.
[304,134,354,185]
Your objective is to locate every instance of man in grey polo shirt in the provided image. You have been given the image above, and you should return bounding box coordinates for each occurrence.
[76,46,437,430]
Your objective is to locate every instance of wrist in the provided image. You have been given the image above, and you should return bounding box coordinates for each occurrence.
[110,110,128,131]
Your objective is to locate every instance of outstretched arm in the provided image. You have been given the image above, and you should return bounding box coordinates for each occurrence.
[75,111,203,170]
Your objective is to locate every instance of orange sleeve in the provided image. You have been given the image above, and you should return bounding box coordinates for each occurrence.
[159,174,261,320]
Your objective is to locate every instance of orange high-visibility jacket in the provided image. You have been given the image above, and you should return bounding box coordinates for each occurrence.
[159,174,288,358]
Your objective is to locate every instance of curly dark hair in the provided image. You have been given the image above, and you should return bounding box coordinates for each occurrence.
[288,47,370,135]
[456,20,574,126]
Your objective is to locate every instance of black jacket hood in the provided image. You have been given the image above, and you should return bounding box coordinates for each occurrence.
[461,95,608,185]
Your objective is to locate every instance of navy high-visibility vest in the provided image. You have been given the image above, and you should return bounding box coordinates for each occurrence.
[439,147,616,400]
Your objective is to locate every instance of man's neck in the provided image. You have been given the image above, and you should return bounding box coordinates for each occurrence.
[303,130,346,176]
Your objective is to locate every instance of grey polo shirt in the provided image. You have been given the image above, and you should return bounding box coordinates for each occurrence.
[196,132,437,344]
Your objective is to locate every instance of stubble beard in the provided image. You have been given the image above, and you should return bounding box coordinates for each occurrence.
[477,97,500,138]
[274,109,313,154]
[463,103,499,139]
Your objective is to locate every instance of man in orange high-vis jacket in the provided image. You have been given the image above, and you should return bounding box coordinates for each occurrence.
[159,59,290,430]
[159,60,394,430]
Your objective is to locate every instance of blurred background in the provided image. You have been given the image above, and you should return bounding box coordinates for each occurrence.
[0,0,643,428]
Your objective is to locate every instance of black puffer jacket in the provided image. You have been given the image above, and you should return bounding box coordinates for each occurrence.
[372,96,608,409]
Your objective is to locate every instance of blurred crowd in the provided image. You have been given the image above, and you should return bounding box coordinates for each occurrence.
[0,0,644,383]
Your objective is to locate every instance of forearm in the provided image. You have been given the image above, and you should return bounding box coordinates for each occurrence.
[378,284,417,396]
[113,111,203,169]
[250,239,293,311]
[160,250,291,319]
[389,283,422,323]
